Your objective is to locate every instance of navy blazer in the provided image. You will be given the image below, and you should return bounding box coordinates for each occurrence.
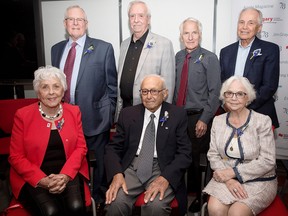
[51,36,117,136]
[220,37,280,127]
[104,102,192,215]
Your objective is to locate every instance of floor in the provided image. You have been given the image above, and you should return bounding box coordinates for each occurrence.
[0,160,287,215]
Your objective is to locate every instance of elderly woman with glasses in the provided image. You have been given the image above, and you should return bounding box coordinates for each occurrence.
[203,76,277,216]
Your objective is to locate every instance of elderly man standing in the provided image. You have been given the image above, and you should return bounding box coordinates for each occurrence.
[104,74,192,216]
[116,0,175,120]
[219,7,280,128]
[51,5,117,214]
[173,17,221,213]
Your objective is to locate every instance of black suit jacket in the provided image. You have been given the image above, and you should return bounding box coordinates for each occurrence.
[220,37,280,127]
[104,102,192,215]
[51,36,117,136]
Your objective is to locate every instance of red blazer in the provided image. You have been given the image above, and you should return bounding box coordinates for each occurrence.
[8,102,91,206]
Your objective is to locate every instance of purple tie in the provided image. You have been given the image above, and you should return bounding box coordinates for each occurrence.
[64,42,77,103]
[176,53,191,106]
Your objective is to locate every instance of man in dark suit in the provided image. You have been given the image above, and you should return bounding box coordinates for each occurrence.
[51,5,117,211]
[104,74,192,216]
[220,7,280,128]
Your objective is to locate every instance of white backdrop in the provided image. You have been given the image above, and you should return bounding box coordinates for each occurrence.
[41,0,287,158]
[231,0,288,159]
[41,0,215,66]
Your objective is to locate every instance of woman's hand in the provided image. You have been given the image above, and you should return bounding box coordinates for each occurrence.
[213,168,235,183]
[225,179,248,199]
[37,176,52,189]
[47,174,70,194]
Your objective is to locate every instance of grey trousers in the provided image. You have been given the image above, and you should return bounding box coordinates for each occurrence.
[105,157,175,216]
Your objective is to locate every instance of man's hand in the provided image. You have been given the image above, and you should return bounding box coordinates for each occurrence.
[106,173,128,204]
[144,176,169,203]
[195,120,207,138]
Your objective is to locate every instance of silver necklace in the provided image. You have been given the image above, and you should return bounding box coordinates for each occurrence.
[38,102,63,120]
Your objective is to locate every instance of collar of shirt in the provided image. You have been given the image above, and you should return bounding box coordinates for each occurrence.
[131,29,149,44]
[144,105,161,127]
[238,37,255,48]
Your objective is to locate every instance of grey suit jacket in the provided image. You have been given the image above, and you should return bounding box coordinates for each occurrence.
[51,36,117,136]
[116,31,175,120]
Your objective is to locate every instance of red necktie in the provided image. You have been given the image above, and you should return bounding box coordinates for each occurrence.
[176,53,191,106]
[63,42,77,103]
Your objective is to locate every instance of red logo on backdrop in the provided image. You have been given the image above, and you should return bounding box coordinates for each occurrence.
[263,17,273,22]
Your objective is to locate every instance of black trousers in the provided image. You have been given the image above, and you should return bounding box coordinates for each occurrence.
[19,175,86,216]
[186,112,212,200]
[85,130,110,204]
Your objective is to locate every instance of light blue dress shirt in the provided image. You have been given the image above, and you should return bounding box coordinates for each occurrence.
[234,38,254,77]
[60,34,86,104]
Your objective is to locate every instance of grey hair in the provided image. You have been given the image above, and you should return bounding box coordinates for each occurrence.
[179,17,203,35]
[128,0,151,18]
[33,65,67,93]
[239,7,263,25]
[64,5,88,21]
[220,76,256,105]
[141,74,167,89]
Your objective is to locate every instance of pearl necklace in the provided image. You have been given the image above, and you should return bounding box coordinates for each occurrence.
[38,102,63,120]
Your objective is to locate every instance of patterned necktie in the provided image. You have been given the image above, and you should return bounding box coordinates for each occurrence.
[176,53,191,106]
[137,114,156,183]
[63,42,77,103]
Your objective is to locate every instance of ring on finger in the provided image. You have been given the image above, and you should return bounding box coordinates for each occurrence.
[233,188,237,192]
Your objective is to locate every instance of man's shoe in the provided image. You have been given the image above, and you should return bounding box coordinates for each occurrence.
[188,198,200,213]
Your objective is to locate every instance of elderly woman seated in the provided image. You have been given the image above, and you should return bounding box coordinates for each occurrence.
[8,65,90,216]
[203,76,277,216]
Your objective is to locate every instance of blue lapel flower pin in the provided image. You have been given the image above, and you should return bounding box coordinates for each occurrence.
[146,40,156,49]
[250,48,262,60]
[160,111,169,126]
[84,45,94,55]
[56,118,65,131]
[194,54,204,64]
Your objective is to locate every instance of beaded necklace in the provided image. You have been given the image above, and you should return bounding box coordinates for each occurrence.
[38,102,63,120]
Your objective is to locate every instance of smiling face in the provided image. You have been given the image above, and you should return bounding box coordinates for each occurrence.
[129,2,150,40]
[181,20,201,53]
[140,76,168,113]
[237,8,262,47]
[37,77,64,113]
[224,80,249,112]
[64,7,88,41]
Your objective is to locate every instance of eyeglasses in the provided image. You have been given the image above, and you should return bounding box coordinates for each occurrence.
[65,17,86,23]
[139,89,165,96]
[224,91,247,99]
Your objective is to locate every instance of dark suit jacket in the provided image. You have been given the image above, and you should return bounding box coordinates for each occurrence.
[51,36,117,136]
[104,102,192,215]
[220,37,280,127]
